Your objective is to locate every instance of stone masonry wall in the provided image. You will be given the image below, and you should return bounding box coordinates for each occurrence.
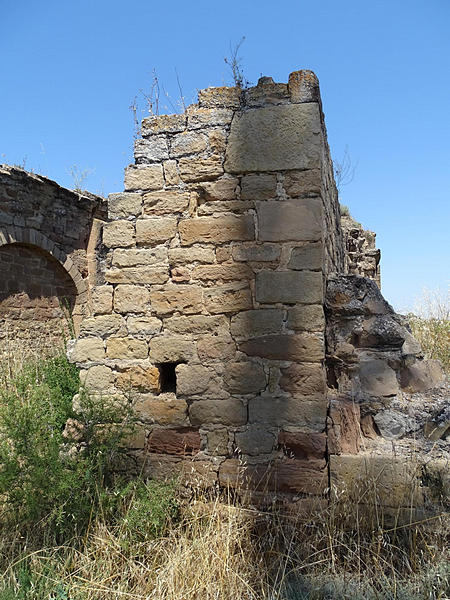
[0,166,106,351]
[70,71,345,499]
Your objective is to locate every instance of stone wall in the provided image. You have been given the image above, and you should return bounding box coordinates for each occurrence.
[0,166,106,351]
[70,71,345,497]
[342,213,381,287]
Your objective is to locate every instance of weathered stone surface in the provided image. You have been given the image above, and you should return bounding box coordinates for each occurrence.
[198,86,242,109]
[179,215,254,245]
[232,244,281,263]
[374,410,415,440]
[163,160,180,186]
[143,190,190,215]
[199,176,238,201]
[105,266,169,285]
[106,337,148,359]
[69,337,105,363]
[235,429,275,455]
[359,359,398,397]
[178,155,224,182]
[287,305,325,331]
[283,169,321,197]
[147,427,201,456]
[244,80,289,107]
[257,199,322,242]
[187,107,233,129]
[176,364,211,396]
[280,363,326,395]
[149,337,196,363]
[114,284,150,314]
[224,362,267,394]
[230,309,284,340]
[135,393,188,426]
[164,314,229,335]
[79,314,127,338]
[225,103,322,173]
[134,137,169,162]
[127,316,162,336]
[168,246,215,265]
[240,174,277,200]
[197,333,236,361]
[248,397,327,429]
[192,263,252,282]
[91,285,113,315]
[142,113,186,135]
[329,455,423,507]
[103,220,135,248]
[288,243,323,270]
[189,399,247,426]
[400,360,444,393]
[124,165,165,191]
[197,201,254,216]
[240,333,323,362]
[288,70,320,104]
[204,284,252,314]
[278,430,326,459]
[169,131,208,157]
[116,365,160,393]
[150,285,203,315]
[256,271,323,304]
[206,428,229,455]
[112,247,168,267]
[136,218,177,245]
[328,399,361,455]
[80,365,115,391]
[108,193,142,220]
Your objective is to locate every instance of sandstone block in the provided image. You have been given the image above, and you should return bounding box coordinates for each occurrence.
[163,160,180,186]
[278,430,326,459]
[79,314,127,338]
[178,155,224,182]
[198,86,242,109]
[232,244,281,263]
[208,128,227,154]
[197,333,235,361]
[136,218,177,245]
[175,364,212,396]
[230,309,284,340]
[235,429,275,456]
[204,284,252,314]
[105,267,169,285]
[143,190,190,215]
[215,247,231,262]
[240,173,277,200]
[103,220,135,248]
[224,103,322,173]
[224,362,267,394]
[150,285,203,315]
[179,215,254,245]
[288,70,320,104]
[164,314,229,335]
[240,333,323,361]
[69,337,105,363]
[124,165,164,191]
[400,359,444,393]
[112,247,168,267]
[116,365,160,393]
[189,399,247,426]
[197,201,254,215]
[280,363,326,395]
[359,359,398,397]
[256,271,323,304]
[147,427,201,456]
[80,365,115,391]
[206,428,229,455]
[168,246,215,265]
[288,243,323,270]
[91,285,113,315]
[199,176,239,201]
[244,80,289,107]
[135,393,188,426]
[108,193,142,220]
[248,397,327,430]
[114,284,150,314]
[106,337,148,359]
[187,107,233,129]
[328,398,361,454]
[142,113,186,135]
[257,199,322,242]
[149,337,196,363]
[192,263,252,282]
[127,316,162,336]
[169,131,208,157]
[283,169,321,197]
[134,136,169,162]
[287,305,325,332]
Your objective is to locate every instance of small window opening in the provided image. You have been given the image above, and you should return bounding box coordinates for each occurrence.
[158,362,178,393]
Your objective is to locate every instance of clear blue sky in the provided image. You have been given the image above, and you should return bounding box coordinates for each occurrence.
[1,0,449,312]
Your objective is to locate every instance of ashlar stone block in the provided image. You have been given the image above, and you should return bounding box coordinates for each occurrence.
[124,165,164,191]
[143,190,190,215]
[106,337,148,359]
[256,271,323,304]
[114,284,151,314]
[239,333,324,362]
[224,362,267,394]
[257,199,323,242]
[179,215,254,245]
[108,193,142,220]
[150,285,203,315]
[136,218,178,245]
[103,221,135,248]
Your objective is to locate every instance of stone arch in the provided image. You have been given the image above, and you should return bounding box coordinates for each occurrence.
[0,226,88,350]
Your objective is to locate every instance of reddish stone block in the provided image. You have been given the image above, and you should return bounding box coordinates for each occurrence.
[147,427,201,456]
